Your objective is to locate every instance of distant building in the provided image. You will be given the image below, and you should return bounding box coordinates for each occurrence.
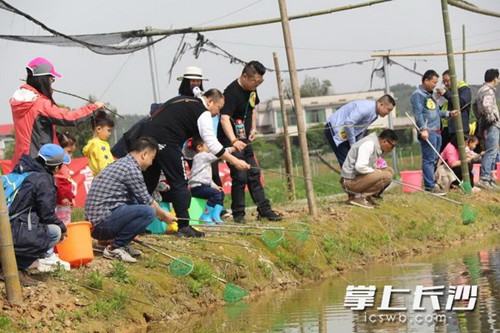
[256,90,415,137]
[0,124,14,159]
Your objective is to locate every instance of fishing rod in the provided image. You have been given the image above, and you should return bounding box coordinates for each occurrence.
[140,239,237,264]
[20,78,124,119]
[405,112,468,191]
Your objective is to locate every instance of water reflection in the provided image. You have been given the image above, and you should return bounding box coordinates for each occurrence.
[149,239,500,333]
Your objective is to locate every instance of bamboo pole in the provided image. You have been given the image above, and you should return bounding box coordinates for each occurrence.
[0,179,23,304]
[448,0,500,18]
[372,46,500,57]
[441,0,471,185]
[382,56,399,175]
[273,52,296,201]
[139,0,392,37]
[277,0,317,217]
[462,24,466,82]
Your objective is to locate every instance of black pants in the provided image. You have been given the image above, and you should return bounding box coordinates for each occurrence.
[452,163,474,187]
[229,145,271,217]
[143,144,192,228]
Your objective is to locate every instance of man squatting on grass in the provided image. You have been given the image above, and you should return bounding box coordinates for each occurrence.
[340,129,398,209]
[85,137,177,263]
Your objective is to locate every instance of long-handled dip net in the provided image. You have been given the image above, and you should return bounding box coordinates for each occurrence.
[134,240,194,277]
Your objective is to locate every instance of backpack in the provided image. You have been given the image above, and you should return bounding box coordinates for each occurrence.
[1,171,33,219]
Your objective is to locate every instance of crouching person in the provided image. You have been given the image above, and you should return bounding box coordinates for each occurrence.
[85,137,177,263]
[9,144,71,286]
[341,129,398,209]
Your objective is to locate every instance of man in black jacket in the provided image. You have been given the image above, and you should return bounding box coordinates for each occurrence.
[141,89,250,237]
[437,70,471,151]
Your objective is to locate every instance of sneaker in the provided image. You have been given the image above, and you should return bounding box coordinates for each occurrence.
[221,210,233,219]
[489,180,500,190]
[233,214,246,224]
[425,186,447,196]
[36,253,70,272]
[123,245,143,257]
[365,196,380,207]
[257,210,283,222]
[472,186,481,193]
[19,270,38,287]
[177,226,205,238]
[103,246,137,263]
[476,180,494,190]
[349,197,374,209]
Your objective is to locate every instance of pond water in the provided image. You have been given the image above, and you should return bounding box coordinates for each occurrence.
[149,236,500,333]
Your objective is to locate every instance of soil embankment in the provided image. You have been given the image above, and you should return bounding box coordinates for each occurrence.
[0,189,498,332]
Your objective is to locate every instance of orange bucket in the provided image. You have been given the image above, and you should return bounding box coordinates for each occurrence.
[56,221,94,267]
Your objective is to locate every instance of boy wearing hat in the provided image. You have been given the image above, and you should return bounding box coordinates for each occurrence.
[7,144,72,286]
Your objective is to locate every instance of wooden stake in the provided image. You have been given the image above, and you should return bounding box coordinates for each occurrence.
[0,179,23,304]
[278,0,317,217]
[273,52,296,201]
[441,0,471,185]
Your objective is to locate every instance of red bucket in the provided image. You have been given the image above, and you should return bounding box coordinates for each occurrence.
[400,170,422,193]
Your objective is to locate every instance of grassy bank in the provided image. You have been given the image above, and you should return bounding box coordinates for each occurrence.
[0,188,498,332]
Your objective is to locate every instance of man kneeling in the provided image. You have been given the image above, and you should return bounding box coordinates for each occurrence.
[341,129,398,209]
[85,137,177,263]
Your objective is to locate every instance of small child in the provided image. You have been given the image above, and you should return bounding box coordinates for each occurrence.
[83,110,115,176]
[55,132,77,224]
[188,137,234,224]
[465,135,485,162]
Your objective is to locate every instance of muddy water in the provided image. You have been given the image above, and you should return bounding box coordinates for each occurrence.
[149,236,500,333]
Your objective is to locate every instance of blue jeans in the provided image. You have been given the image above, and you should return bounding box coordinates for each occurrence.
[419,131,442,189]
[91,204,155,248]
[191,184,224,207]
[324,124,351,167]
[45,224,62,257]
[480,125,500,181]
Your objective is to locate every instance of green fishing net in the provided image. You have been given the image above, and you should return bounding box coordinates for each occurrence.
[289,222,310,242]
[223,282,249,303]
[459,181,472,195]
[461,204,478,225]
[168,256,194,277]
[261,229,284,249]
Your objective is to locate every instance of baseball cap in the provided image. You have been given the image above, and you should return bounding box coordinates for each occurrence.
[38,144,71,166]
[26,57,63,78]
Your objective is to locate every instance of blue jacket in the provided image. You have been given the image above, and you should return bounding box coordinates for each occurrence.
[326,100,378,146]
[411,85,449,131]
[10,155,66,259]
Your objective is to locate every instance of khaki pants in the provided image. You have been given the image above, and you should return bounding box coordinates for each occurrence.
[344,167,394,197]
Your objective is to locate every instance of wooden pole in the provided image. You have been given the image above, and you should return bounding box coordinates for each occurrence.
[277,0,317,216]
[273,52,296,201]
[372,46,500,57]
[0,179,23,304]
[382,56,399,175]
[441,0,471,185]
[462,24,466,82]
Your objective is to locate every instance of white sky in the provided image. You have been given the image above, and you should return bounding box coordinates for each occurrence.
[1,0,499,125]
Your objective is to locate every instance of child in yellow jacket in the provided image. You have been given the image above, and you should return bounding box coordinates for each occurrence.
[83,110,115,176]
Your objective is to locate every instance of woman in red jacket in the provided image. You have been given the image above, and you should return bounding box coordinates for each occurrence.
[10,57,105,165]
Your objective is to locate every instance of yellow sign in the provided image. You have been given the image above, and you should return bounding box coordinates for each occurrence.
[426,98,436,110]
[249,92,257,108]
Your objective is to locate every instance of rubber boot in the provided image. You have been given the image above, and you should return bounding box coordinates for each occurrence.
[199,205,215,226]
[211,204,224,224]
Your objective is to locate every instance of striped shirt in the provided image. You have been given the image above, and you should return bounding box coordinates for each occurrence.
[84,154,153,226]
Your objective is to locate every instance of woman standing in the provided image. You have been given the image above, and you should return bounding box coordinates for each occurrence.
[10,57,105,165]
